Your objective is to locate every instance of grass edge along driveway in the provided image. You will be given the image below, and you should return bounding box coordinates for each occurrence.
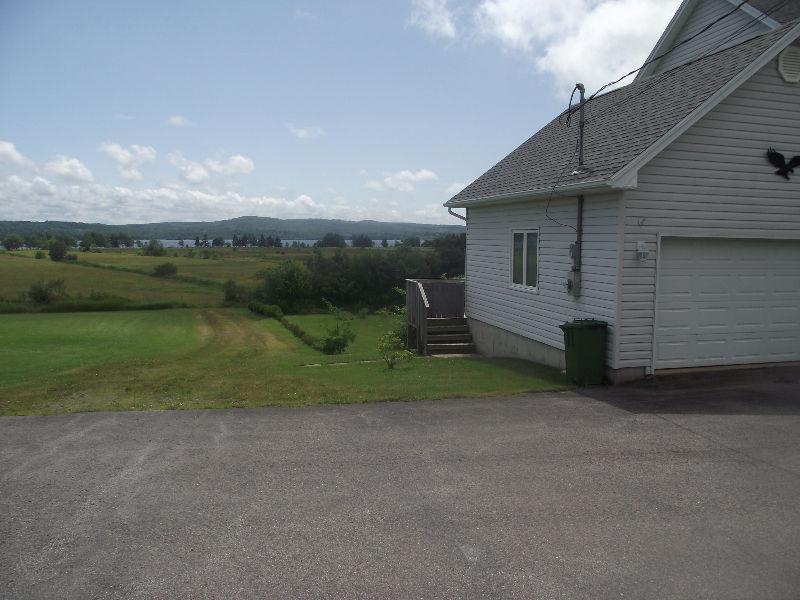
[0,308,568,416]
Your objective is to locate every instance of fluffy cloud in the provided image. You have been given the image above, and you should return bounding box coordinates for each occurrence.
[166,115,193,127]
[0,140,34,168]
[205,154,254,175]
[365,169,438,192]
[409,0,457,40]
[287,124,325,139]
[0,175,458,224]
[43,155,94,182]
[98,142,156,181]
[168,152,209,183]
[414,0,679,93]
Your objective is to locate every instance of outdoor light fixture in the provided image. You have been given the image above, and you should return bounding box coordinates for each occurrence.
[636,241,650,262]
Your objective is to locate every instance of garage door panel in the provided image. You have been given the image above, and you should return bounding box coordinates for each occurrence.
[655,238,800,369]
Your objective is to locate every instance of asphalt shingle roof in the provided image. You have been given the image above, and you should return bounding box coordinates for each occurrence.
[447,24,797,206]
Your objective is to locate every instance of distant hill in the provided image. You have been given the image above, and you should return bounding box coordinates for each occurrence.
[0,216,464,240]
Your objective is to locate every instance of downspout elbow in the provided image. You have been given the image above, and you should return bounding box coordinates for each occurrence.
[448,207,467,222]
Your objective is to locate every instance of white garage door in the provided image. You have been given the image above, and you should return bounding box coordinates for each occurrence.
[655,237,800,370]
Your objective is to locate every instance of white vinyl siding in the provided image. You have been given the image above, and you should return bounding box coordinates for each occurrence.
[654,0,769,75]
[617,57,800,369]
[466,193,620,366]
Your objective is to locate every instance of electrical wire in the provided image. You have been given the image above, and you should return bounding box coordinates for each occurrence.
[559,0,757,122]
[584,0,789,126]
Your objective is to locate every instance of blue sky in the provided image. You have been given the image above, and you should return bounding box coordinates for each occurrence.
[0,0,678,225]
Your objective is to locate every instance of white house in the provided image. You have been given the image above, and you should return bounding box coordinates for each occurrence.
[444,0,800,382]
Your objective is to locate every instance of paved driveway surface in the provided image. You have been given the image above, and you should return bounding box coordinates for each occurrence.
[2,367,800,599]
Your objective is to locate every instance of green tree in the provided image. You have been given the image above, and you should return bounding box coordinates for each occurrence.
[315,233,347,248]
[2,233,24,250]
[142,239,165,256]
[399,236,421,248]
[211,237,225,247]
[49,239,68,261]
[381,239,389,248]
[351,234,373,248]
[256,260,313,312]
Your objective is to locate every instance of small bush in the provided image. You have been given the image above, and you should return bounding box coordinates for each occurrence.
[141,239,165,257]
[152,262,178,277]
[34,250,45,259]
[65,253,78,261]
[223,279,249,304]
[378,331,413,369]
[248,301,284,320]
[27,279,67,304]
[49,240,69,261]
[357,307,370,319]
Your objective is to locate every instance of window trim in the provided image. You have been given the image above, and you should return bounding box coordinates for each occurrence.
[510,228,539,292]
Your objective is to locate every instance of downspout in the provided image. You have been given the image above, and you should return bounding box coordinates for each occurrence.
[569,84,586,297]
[448,207,467,222]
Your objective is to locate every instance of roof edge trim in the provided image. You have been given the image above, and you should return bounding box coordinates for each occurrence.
[443,178,614,208]
[611,21,800,188]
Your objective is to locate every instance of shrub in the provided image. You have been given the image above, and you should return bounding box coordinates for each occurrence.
[34,250,45,259]
[314,299,356,354]
[141,239,165,257]
[27,279,67,304]
[65,253,78,261]
[378,331,413,369]
[49,239,68,261]
[255,260,313,313]
[223,279,249,304]
[248,301,284,320]
[152,262,178,277]
[357,307,370,319]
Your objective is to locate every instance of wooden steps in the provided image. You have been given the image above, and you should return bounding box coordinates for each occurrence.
[426,317,475,355]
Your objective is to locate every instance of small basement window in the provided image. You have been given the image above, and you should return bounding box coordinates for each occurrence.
[511,230,539,290]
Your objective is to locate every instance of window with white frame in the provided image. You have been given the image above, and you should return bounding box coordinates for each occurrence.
[511,230,538,289]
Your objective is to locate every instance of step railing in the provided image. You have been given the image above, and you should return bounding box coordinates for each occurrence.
[406,279,465,355]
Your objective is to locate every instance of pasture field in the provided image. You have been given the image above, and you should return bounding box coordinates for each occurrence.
[0,252,220,305]
[0,308,568,416]
[75,246,313,284]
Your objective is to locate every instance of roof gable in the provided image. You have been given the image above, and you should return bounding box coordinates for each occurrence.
[446,23,800,208]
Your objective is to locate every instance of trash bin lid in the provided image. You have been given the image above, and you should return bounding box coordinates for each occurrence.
[559,318,608,330]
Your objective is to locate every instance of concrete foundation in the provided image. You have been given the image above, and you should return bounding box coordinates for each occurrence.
[469,318,649,384]
[468,318,566,370]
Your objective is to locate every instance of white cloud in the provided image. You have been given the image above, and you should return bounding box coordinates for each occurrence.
[366,168,438,192]
[287,124,325,139]
[0,140,34,168]
[205,154,254,175]
[98,142,157,181]
[168,152,209,183]
[166,115,193,127]
[0,175,458,224]
[409,0,457,40]
[475,0,679,91]
[43,155,93,182]
[445,181,467,196]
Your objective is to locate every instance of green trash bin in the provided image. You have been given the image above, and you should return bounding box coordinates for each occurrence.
[559,319,608,386]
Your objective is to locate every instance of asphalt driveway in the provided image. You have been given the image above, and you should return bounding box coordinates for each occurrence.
[2,366,800,599]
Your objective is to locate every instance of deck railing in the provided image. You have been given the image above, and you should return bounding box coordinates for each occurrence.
[406,279,465,354]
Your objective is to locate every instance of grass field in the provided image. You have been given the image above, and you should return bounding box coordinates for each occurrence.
[0,308,568,416]
[0,252,221,305]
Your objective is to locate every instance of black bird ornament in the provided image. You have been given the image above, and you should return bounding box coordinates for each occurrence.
[766,147,800,180]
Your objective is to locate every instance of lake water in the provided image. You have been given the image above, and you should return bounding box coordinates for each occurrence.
[142,239,403,248]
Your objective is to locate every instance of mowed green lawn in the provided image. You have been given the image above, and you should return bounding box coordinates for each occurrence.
[0,253,220,305]
[0,308,568,416]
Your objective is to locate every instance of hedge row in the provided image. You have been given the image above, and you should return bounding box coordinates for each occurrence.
[248,301,319,349]
[0,299,189,314]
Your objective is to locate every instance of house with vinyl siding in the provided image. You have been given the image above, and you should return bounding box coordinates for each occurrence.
[444,0,800,382]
